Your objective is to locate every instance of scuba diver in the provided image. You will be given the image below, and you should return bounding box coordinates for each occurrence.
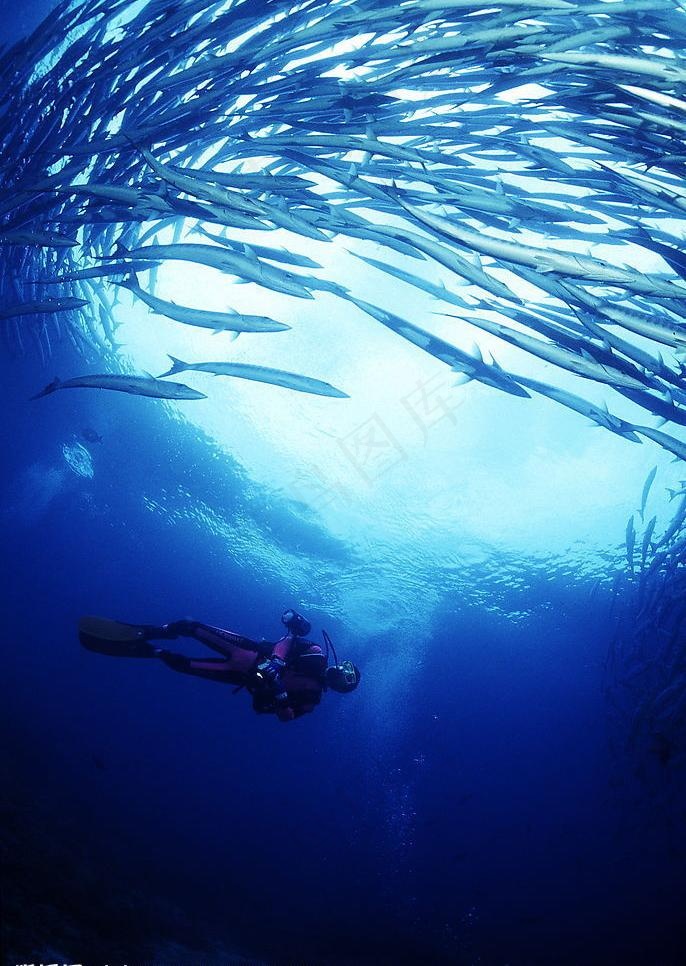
[78,609,360,722]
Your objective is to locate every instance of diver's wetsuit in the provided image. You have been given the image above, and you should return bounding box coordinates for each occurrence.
[158,622,327,722]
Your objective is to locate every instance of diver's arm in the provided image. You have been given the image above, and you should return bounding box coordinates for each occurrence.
[271,632,296,662]
[251,633,293,697]
[254,629,314,711]
[253,641,290,707]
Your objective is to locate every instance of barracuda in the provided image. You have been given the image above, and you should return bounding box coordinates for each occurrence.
[511,373,641,441]
[0,297,89,318]
[397,197,686,300]
[31,373,206,400]
[349,296,530,399]
[159,356,349,398]
[102,242,317,299]
[442,312,648,391]
[3,0,686,464]
[540,52,686,84]
[118,272,291,335]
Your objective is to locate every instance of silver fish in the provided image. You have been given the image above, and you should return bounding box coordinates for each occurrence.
[442,312,647,391]
[31,373,206,400]
[639,466,658,521]
[118,273,290,335]
[349,297,529,398]
[630,425,686,463]
[512,375,641,442]
[0,297,89,319]
[159,356,349,398]
[641,515,658,570]
[35,261,163,283]
[103,242,316,299]
[396,197,686,300]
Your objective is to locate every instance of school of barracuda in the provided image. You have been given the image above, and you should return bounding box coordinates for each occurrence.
[606,462,686,786]
[1,0,686,455]
[598,458,686,784]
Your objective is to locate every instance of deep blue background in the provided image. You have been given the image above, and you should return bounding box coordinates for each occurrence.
[2,343,686,966]
[2,2,686,963]
[1,0,60,48]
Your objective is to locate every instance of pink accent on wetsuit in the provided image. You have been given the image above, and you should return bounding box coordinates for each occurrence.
[165,624,326,721]
[192,624,263,675]
[276,640,325,721]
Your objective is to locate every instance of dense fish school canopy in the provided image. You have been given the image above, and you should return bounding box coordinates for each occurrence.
[2,0,686,460]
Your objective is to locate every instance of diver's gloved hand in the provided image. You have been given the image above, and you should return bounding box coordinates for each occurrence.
[254,656,290,705]
[256,655,286,686]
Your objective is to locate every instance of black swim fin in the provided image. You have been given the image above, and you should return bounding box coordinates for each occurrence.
[78,616,161,657]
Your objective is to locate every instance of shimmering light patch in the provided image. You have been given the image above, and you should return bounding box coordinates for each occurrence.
[118,234,682,574]
[3,463,67,524]
[5,0,686,638]
[62,441,95,479]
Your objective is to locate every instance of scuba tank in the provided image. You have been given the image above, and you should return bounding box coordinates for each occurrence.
[281,608,312,638]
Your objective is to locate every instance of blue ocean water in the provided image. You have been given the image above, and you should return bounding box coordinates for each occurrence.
[3,336,686,966]
[2,2,686,965]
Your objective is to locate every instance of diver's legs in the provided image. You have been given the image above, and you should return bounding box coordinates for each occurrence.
[160,621,269,658]
[157,651,245,685]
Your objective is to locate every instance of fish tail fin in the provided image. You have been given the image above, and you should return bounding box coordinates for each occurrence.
[31,377,60,399]
[122,132,147,157]
[621,425,642,443]
[116,269,137,288]
[453,373,473,387]
[159,355,186,377]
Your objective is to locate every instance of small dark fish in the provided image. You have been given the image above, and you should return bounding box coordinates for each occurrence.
[639,465,658,520]
[625,514,636,574]
[0,297,89,319]
[650,733,673,766]
[81,427,103,444]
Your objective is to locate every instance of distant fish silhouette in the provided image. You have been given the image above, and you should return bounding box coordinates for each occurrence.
[650,732,673,767]
[81,427,103,444]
